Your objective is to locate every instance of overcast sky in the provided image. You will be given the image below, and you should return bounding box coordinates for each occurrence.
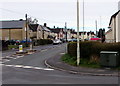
[0,0,120,32]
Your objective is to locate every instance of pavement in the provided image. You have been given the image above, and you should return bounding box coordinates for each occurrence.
[45,53,119,76]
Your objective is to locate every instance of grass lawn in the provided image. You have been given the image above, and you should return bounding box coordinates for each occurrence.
[61,54,120,70]
[61,54,101,68]
[8,45,18,49]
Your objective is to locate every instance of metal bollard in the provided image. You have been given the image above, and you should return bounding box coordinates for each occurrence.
[19,45,23,52]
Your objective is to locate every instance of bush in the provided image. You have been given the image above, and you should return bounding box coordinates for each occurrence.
[1,40,9,51]
[36,39,53,45]
[67,41,120,60]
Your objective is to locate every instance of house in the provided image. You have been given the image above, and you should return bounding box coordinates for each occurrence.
[105,29,113,43]
[0,20,28,40]
[70,29,77,38]
[28,24,39,40]
[49,27,64,39]
[37,23,51,39]
[78,31,95,40]
[0,19,42,41]
[106,10,120,42]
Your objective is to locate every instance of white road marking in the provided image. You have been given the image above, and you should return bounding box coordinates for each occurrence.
[5,56,13,58]
[60,53,65,55]
[13,58,17,59]
[4,65,13,67]
[0,63,3,65]
[5,56,9,58]
[33,67,41,70]
[23,66,32,69]
[14,65,23,68]
[17,55,24,58]
[3,64,54,71]
[3,59,10,62]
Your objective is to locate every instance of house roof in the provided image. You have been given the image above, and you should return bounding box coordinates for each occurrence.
[49,28,63,33]
[49,28,64,33]
[109,10,120,26]
[87,32,95,35]
[29,24,39,32]
[105,29,112,34]
[0,20,25,29]
[40,25,51,32]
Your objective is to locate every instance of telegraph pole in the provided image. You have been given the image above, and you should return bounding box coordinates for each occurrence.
[25,14,28,46]
[65,22,67,53]
[83,0,85,41]
[77,0,80,66]
[65,22,67,42]
[95,20,97,36]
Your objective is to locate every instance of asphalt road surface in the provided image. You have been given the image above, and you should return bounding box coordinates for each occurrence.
[1,43,119,84]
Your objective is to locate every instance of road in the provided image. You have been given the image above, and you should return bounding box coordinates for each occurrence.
[1,43,119,84]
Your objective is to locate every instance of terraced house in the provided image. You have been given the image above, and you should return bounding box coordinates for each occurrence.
[0,20,57,41]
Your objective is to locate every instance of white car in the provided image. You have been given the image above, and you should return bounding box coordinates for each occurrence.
[53,39,62,44]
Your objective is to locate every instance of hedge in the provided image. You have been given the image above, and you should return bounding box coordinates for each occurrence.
[67,41,120,60]
[1,40,9,51]
[36,39,53,45]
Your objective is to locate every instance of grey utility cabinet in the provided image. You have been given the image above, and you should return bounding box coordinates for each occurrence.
[100,51,120,67]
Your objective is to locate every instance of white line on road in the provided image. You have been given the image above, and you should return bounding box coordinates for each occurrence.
[13,58,17,59]
[17,55,24,58]
[5,56,14,58]
[60,53,65,55]
[3,59,10,62]
[3,64,54,71]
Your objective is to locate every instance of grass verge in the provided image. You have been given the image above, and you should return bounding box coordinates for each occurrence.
[61,54,101,68]
[8,45,18,49]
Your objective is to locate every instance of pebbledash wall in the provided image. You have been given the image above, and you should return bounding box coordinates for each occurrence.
[116,11,120,42]
[116,1,120,42]
[118,1,120,11]
[106,1,120,43]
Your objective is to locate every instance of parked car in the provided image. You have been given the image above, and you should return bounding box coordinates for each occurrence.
[15,40,21,45]
[8,40,16,45]
[90,38,101,41]
[53,39,62,45]
[67,39,73,42]
[67,38,78,42]
[60,39,66,43]
[21,39,32,43]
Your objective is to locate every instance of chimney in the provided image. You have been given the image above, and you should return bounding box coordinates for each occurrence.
[44,23,47,27]
[19,19,23,21]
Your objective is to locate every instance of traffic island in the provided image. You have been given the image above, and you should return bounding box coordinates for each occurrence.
[16,51,27,54]
[16,45,27,55]
[26,49,37,54]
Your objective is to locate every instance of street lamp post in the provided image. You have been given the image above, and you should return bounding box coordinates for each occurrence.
[83,0,85,41]
[95,20,97,36]
[25,14,28,46]
[77,0,80,66]
[65,22,67,42]
[65,22,67,53]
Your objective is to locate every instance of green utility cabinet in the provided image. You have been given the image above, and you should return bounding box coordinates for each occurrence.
[100,51,120,67]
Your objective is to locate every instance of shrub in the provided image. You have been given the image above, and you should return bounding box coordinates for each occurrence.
[67,41,120,60]
[1,40,9,51]
[67,42,77,57]
[36,39,53,45]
